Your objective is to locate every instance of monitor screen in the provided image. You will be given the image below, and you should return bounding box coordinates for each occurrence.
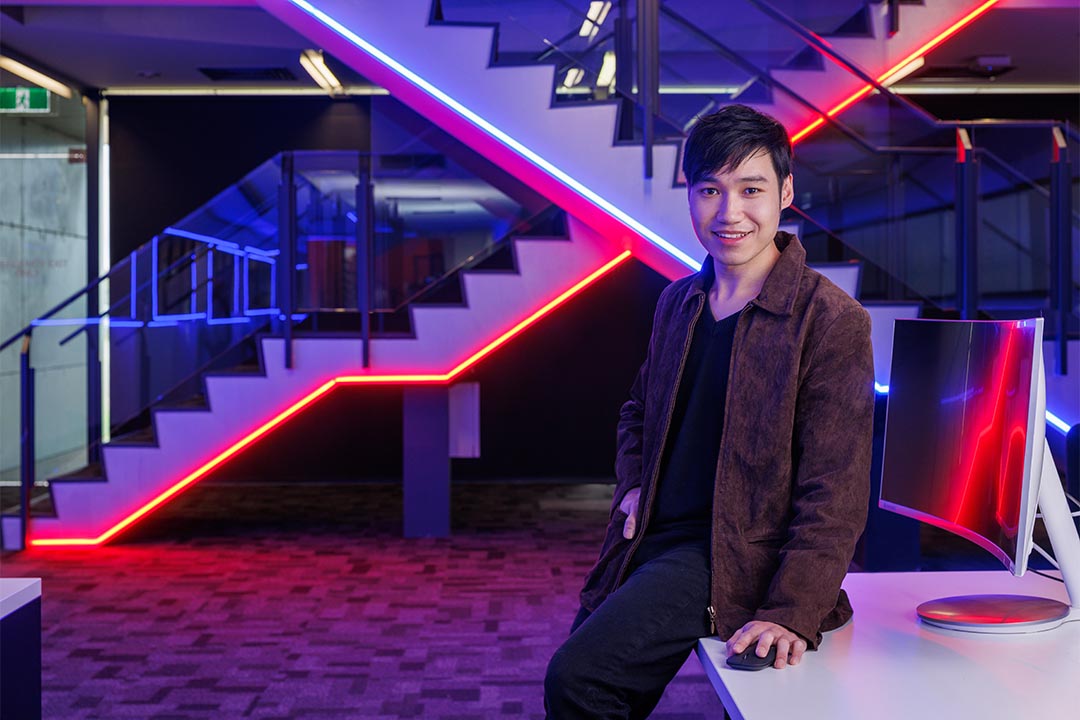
[879,319,1042,573]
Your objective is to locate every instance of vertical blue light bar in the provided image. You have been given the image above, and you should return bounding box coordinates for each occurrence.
[233,254,240,317]
[207,250,214,323]
[243,254,250,315]
[270,259,277,311]
[129,251,137,320]
[190,253,197,314]
[151,235,159,321]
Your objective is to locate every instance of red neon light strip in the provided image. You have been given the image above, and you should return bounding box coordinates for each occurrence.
[31,251,632,547]
[791,0,1000,144]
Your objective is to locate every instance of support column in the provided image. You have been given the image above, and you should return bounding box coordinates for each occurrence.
[355,154,373,368]
[1049,127,1071,376]
[278,152,296,368]
[85,92,102,462]
[403,386,450,538]
[614,0,635,143]
[955,129,978,320]
[636,0,659,178]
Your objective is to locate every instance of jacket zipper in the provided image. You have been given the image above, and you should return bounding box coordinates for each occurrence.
[610,294,706,592]
[707,301,754,637]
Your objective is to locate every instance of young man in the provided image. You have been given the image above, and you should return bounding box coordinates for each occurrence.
[544,104,875,718]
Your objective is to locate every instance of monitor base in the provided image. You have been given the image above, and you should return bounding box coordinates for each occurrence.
[917,594,1072,633]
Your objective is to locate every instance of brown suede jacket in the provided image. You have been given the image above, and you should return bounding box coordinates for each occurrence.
[579,233,875,649]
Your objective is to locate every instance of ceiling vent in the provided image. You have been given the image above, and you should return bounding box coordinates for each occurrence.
[199,67,297,82]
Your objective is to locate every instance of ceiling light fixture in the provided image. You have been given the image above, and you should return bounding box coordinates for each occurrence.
[579,1,612,41]
[563,68,585,88]
[597,51,616,88]
[102,86,388,97]
[0,55,73,99]
[299,49,343,95]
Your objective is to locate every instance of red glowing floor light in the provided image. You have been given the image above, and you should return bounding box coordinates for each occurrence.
[30,251,632,548]
[790,0,1001,144]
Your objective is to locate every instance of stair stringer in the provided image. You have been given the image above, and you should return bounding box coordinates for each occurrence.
[30,228,624,543]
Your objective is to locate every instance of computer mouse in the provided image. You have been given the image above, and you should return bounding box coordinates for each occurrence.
[725,644,778,671]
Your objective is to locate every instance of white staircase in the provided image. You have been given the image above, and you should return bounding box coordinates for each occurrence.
[31,224,624,543]
[259,0,984,279]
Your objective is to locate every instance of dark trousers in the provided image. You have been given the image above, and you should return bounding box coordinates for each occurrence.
[544,544,712,719]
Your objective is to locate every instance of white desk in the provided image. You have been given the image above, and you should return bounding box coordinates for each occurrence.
[696,571,1079,720]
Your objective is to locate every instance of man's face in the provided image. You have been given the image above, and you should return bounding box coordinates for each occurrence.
[688,149,793,273]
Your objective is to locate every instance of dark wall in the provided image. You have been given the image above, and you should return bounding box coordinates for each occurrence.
[108,96,371,259]
[209,258,671,483]
[908,93,1079,126]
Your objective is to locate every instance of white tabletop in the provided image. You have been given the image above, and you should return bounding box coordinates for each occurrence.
[697,571,1079,720]
[0,577,41,619]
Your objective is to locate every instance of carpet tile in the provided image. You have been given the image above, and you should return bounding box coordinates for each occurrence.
[1,482,724,719]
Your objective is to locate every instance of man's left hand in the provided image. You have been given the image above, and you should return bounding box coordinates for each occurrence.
[725,621,807,669]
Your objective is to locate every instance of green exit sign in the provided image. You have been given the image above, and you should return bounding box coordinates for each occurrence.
[0,87,50,114]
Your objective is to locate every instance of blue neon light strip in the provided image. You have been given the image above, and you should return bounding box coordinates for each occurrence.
[207,250,214,323]
[1046,411,1071,435]
[130,251,137,320]
[233,255,240,315]
[164,227,241,252]
[874,383,1072,435]
[207,317,253,325]
[245,246,279,257]
[286,0,699,271]
[32,318,143,328]
[190,253,198,314]
[152,235,159,321]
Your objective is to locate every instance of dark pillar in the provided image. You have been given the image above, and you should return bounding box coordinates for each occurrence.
[1049,127,1071,375]
[954,129,978,319]
[403,386,450,538]
[355,154,373,367]
[85,93,102,461]
[278,152,296,368]
[614,0,635,142]
[636,0,659,178]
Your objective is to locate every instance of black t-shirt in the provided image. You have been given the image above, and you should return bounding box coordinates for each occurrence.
[636,305,739,562]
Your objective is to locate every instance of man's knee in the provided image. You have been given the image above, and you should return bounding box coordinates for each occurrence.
[544,645,579,703]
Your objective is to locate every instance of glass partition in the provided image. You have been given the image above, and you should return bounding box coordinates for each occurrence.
[0,90,88,498]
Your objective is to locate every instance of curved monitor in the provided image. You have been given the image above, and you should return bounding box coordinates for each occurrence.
[879,318,1044,575]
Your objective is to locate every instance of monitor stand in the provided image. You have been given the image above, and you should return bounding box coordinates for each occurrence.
[917,594,1071,633]
[916,442,1080,634]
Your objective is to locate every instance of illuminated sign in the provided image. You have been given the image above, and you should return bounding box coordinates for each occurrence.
[0,86,50,113]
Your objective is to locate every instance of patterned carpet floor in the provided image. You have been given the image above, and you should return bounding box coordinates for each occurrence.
[1,481,725,719]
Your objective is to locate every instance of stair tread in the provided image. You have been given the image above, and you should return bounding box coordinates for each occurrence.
[109,426,157,447]
[47,461,105,483]
[155,394,209,411]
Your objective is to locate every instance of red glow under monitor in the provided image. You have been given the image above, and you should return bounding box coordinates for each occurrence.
[879,318,1043,575]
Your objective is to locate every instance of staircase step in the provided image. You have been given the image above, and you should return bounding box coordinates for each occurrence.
[109,426,157,447]
[47,461,105,484]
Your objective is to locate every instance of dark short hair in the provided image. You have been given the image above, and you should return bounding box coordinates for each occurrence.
[682,104,792,188]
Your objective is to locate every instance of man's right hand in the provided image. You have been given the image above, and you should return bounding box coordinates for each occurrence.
[619,487,641,539]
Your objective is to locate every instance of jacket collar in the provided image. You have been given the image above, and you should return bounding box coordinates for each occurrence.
[684,231,804,317]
